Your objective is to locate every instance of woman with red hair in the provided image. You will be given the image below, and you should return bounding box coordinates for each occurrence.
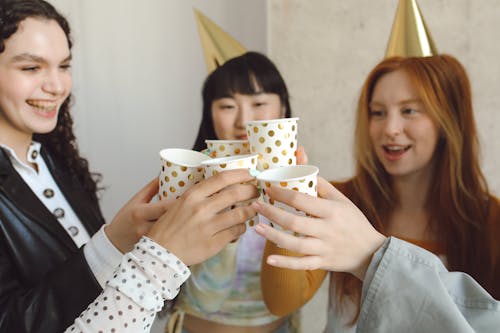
[255,55,500,332]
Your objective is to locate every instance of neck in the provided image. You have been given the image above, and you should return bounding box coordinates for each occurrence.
[392,173,430,213]
[0,126,33,165]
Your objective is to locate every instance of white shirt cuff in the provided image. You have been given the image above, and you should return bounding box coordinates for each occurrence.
[84,224,124,288]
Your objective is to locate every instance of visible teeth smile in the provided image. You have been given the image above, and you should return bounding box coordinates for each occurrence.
[384,145,410,152]
[27,101,57,112]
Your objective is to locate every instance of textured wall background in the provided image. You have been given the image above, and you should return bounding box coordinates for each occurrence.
[268,0,500,195]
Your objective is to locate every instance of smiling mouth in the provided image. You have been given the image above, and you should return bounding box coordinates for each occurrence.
[26,100,58,113]
[383,145,411,153]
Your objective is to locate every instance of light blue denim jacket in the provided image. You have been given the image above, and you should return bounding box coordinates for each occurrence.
[326,237,500,333]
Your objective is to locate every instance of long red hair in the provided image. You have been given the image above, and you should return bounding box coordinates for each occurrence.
[335,54,496,322]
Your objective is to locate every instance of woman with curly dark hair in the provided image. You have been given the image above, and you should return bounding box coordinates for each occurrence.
[0,1,260,332]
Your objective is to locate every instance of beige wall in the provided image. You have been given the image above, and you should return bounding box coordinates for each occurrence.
[268,0,500,195]
[48,0,267,221]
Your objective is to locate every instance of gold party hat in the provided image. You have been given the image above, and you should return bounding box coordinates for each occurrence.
[385,0,437,58]
[194,8,247,72]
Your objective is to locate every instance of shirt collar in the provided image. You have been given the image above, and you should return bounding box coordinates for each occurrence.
[0,141,41,170]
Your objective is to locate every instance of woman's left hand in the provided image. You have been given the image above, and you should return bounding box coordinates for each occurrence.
[254,177,386,280]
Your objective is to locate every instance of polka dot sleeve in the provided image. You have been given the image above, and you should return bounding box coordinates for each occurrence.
[65,236,190,333]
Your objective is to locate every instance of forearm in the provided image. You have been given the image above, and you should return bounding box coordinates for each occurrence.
[358,237,500,333]
[65,236,190,333]
[261,241,327,316]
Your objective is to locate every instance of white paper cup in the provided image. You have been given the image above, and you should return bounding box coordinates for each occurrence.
[205,140,250,158]
[158,148,210,201]
[202,154,259,227]
[257,165,318,235]
[246,117,299,171]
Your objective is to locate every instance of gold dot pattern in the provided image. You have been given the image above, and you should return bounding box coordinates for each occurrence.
[246,119,298,171]
[206,141,250,157]
[258,170,318,236]
[159,159,204,202]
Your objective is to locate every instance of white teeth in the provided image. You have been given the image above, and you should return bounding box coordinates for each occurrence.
[27,101,57,112]
[385,145,409,152]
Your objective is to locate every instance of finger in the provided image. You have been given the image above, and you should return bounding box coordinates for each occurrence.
[134,200,174,221]
[211,205,257,233]
[209,223,247,250]
[264,185,334,218]
[266,254,323,271]
[186,169,254,200]
[206,183,259,214]
[295,146,309,165]
[128,178,160,204]
[252,200,319,237]
[254,219,321,256]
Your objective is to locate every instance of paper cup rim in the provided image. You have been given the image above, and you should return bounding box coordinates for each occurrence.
[159,148,210,167]
[256,165,319,182]
[201,153,259,166]
[205,139,249,144]
[245,117,299,126]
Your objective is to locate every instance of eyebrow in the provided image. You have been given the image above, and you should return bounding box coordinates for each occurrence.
[369,98,421,108]
[10,53,72,64]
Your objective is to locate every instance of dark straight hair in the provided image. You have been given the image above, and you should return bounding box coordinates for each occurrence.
[192,51,292,151]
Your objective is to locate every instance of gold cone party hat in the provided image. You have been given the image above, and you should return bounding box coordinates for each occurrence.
[385,0,437,58]
[194,8,247,73]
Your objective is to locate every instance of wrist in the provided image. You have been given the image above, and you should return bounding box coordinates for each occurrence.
[352,232,387,281]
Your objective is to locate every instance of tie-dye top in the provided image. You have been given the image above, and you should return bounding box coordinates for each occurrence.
[175,226,299,329]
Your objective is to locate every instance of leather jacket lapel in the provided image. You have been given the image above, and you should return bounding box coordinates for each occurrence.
[0,148,76,251]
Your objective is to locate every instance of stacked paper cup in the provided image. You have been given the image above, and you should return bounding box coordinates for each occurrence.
[158,148,209,201]
[202,154,259,227]
[205,140,250,158]
[245,118,299,171]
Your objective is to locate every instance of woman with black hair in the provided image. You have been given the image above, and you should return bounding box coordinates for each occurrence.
[168,51,300,333]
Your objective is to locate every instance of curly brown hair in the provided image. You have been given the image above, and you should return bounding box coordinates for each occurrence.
[0,0,102,201]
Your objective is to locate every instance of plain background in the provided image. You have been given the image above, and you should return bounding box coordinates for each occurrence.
[45,1,500,332]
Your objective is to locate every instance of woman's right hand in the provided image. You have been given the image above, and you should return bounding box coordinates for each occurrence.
[146,169,259,266]
[254,177,386,280]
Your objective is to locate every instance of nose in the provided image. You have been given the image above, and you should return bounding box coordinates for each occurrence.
[384,112,404,139]
[235,104,251,129]
[42,71,66,96]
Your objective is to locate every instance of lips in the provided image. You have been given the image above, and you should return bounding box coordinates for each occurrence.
[382,144,411,161]
[26,100,58,118]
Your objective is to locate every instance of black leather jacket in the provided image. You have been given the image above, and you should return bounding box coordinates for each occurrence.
[0,147,106,332]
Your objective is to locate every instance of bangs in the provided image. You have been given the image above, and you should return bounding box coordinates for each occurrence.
[211,69,264,99]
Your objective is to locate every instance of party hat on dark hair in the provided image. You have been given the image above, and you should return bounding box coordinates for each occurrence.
[385,0,437,58]
[193,8,246,72]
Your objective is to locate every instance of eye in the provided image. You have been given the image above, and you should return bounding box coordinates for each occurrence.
[21,66,39,72]
[219,104,235,110]
[402,108,417,115]
[59,63,72,71]
[253,101,267,107]
[369,109,385,118]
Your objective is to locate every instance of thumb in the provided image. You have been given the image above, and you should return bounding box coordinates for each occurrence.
[129,178,160,204]
[317,177,349,203]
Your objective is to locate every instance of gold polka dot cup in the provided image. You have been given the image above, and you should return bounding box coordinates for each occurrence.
[257,165,318,235]
[246,117,299,171]
[205,140,250,158]
[159,148,210,202]
[201,154,259,227]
